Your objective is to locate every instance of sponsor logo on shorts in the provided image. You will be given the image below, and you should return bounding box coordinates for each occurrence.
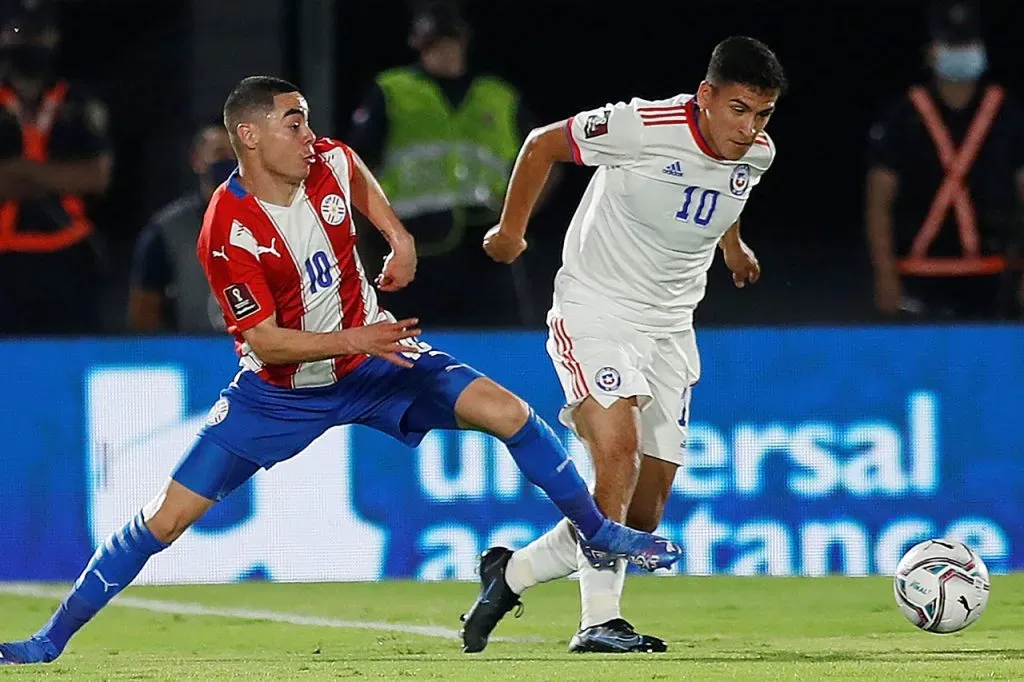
[206,397,230,426]
[595,366,621,391]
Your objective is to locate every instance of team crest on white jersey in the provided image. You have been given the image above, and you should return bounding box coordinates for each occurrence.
[320,194,348,226]
[729,164,751,196]
[595,367,621,391]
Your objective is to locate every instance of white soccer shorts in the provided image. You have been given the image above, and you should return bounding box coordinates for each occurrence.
[545,306,700,466]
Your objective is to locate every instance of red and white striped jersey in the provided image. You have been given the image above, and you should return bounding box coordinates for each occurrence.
[557,94,776,333]
[198,137,383,389]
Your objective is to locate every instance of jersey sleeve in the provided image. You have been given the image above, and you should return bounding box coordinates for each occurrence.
[565,99,644,167]
[315,137,356,186]
[201,211,276,333]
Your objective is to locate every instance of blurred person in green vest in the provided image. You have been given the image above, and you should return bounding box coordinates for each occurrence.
[347,0,553,327]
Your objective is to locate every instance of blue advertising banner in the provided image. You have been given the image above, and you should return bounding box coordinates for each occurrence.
[0,326,1020,583]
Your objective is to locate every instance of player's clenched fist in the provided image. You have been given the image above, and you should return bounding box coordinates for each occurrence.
[483,225,527,264]
[345,318,422,368]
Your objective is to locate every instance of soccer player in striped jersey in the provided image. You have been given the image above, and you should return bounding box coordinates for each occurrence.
[0,75,681,666]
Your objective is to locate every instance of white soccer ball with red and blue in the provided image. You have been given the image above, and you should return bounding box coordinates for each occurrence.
[893,539,990,634]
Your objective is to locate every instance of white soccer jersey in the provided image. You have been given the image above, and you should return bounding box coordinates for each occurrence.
[555,94,776,332]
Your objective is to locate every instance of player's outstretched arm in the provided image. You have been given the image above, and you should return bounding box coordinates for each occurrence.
[348,149,416,292]
[242,315,422,368]
[483,122,574,264]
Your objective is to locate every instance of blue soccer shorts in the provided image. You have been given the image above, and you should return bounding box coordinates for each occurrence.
[171,348,483,501]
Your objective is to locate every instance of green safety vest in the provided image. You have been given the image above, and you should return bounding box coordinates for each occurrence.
[376,67,521,256]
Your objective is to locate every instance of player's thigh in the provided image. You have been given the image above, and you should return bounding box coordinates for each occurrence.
[452,377,530,439]
[141,435,262,544]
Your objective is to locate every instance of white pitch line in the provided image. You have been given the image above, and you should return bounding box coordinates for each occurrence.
[0,584,541,644]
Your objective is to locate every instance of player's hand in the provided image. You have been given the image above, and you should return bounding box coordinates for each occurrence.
[376,245,416,292]
[483,225,527,264]
[344,318,422,368]
[723,239,760,288]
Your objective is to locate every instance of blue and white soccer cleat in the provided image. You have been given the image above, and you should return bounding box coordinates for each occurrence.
[569,618,668,653]
[580,521,681,572]
[0,635,60,665]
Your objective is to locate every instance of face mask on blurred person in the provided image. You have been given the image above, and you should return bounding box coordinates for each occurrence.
[2,44,57,80]
[935,46,987,82]
[206,158,238,187]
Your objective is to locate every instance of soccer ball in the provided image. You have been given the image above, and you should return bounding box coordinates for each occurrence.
[893,539,990,634]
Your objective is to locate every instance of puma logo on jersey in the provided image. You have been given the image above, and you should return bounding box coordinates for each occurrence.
[256,238,281,258]
[212,247,229,261]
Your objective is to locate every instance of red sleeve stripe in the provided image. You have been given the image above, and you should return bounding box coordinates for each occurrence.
[637,104,686,112]
[643,119,688,127]
[565,116,583,165]
[639,110,688,120]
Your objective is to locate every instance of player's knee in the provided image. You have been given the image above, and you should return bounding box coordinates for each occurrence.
[492,393,530,439]
[144,509,193,545]
[458,378,530,439]
[141,486,209,544]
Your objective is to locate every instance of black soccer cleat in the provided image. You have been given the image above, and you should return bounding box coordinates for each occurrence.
[459,547,523,653]
[568,618,667,653]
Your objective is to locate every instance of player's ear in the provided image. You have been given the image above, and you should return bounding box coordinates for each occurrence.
[235,121,259,151]
[696,81,714,110]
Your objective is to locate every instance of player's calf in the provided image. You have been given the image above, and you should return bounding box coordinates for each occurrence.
[0,481,213,665]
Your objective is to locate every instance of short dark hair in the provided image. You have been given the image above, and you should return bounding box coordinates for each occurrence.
[706,36,787,95]
[222,75,300,139]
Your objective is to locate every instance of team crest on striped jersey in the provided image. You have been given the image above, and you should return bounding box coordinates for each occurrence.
[320,194,347,226]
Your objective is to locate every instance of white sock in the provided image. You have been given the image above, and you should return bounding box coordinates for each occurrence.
[577,543,626,630]
[504,518,578,595]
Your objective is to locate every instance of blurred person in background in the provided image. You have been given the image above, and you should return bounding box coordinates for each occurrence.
[346,0,549,327]
[866,0,1024,320]
[128,122,235,332]
[0,0,112,334]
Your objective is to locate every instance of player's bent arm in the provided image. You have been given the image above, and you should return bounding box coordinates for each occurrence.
[718,221,742,251]
[348,149,415,255]
[865,168,900,278]
[498,122,575,238]
[241,315,421,367]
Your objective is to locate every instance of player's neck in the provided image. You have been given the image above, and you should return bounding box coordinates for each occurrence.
[237,166,302,207]
[934,78,977,111]
[694,106,726,159]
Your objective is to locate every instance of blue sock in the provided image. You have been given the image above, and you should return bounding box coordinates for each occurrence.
[502,409,606,539]
[37,512,168,653]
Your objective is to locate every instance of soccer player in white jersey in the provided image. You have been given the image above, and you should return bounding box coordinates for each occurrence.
[459,37,786,653]
[0,76,682,666]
